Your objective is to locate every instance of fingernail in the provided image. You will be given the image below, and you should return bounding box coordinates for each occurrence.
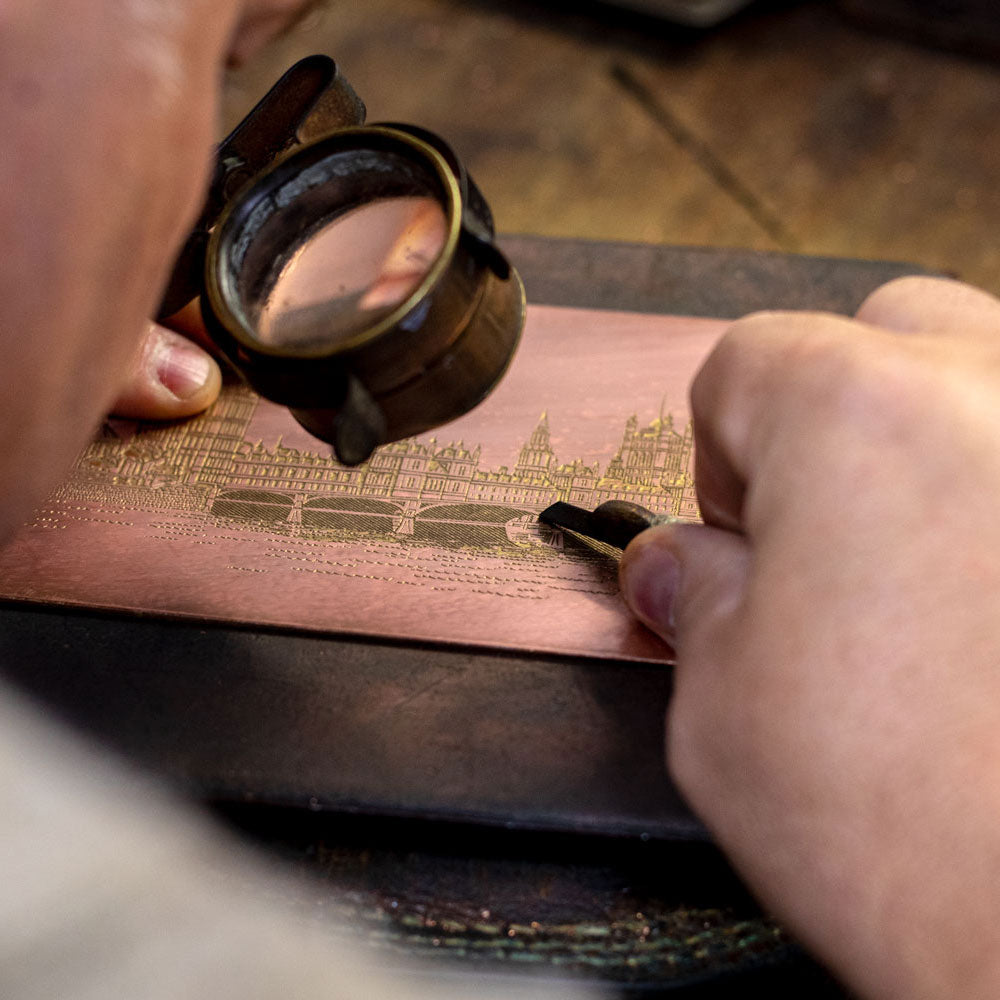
[156,342,213,400]
[620,538,681,640]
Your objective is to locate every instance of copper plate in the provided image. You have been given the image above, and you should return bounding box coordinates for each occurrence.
[0,304,725,662]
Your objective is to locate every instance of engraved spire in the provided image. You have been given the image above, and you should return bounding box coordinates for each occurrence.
[515,412,554,478]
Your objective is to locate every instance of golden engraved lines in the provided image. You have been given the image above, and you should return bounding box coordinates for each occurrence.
[62,388,697,552]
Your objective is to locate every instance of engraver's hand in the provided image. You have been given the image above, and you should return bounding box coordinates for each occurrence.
[110,319,222,421]
[619,277,1000,999]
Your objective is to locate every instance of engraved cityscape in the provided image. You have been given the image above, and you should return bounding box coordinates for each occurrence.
[55,384,699,550]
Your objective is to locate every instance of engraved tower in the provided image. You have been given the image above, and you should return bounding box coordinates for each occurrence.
[514,412,554,480]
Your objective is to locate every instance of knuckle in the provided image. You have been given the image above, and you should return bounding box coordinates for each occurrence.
[855,275,966,332]
[690,309,955,493]
[727,316,930,436]
[693,311,826,406]
[690,315,767,416]
[856,275,932,318]
[785,334,929,435]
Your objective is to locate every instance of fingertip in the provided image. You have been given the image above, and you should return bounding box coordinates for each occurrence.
[111,325,221,420]
[619,527,681,644]
[155,333,221,408]
[620,521,751,651]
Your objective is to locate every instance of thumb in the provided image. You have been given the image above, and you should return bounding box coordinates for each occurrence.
[111,322,222,421]
[619,521,751,652]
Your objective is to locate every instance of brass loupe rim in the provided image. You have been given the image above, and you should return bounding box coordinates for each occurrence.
[204,125,465,362]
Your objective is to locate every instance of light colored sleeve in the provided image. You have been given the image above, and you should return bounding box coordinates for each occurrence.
[0,682,592,1000]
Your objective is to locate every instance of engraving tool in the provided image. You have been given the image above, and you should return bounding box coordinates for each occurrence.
[539,500,675,550]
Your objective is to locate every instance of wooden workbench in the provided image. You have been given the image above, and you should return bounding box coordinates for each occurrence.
[225,0,1000,295]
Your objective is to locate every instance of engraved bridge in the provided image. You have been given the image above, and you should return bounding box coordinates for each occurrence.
[211,491,541,546]
[72,389,698,549]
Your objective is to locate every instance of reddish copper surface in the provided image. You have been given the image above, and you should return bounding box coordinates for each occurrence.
[0,305,725,661]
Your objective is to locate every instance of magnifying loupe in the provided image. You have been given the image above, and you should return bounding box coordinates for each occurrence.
[158,56,525,465]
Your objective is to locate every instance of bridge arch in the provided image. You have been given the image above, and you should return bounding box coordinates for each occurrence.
[412,503,537,547]
[416,503,535,524]
[211,489,293,524]
[302,495,402,533]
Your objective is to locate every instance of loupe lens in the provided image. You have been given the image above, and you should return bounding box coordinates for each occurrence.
[214,137,457,360]
[203,126,525,464]
[256,195,448,350]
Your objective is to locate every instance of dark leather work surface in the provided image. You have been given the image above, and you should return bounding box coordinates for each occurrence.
[0,236,925,841]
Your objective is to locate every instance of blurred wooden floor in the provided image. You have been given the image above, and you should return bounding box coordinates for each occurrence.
[225,0,1000,296]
